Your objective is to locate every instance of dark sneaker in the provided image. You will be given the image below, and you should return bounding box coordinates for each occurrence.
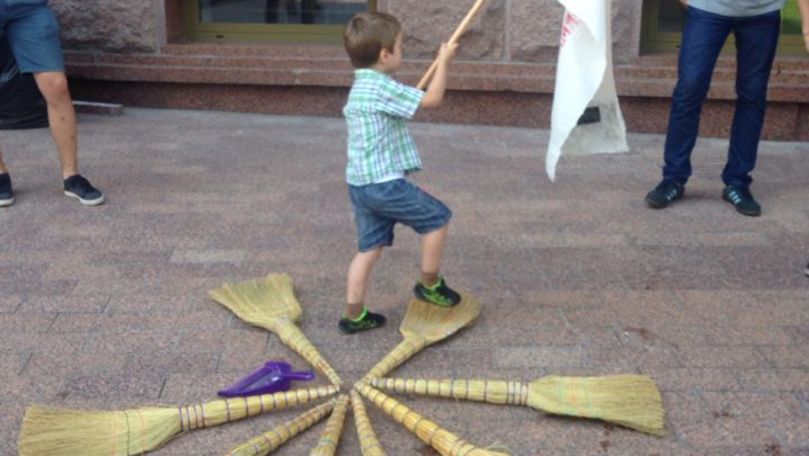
[0,173,13,207]
[804,263,808,277]
[413,277,461,307]
[63,174,104,206]
[645,179,685,209]
[338,308,386,334]
[722,185,760,217]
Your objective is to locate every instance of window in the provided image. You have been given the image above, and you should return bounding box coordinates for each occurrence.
[641,0,806,54]
[185,0,377,43]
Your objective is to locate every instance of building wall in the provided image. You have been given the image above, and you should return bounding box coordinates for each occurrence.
[50,0,159,52]
[49,0,643,62]
[51,0,809,141]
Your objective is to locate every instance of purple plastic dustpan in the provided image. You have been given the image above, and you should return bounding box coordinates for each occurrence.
[218,361,315,398]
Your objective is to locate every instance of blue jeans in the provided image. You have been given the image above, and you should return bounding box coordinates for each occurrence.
[662,6,780,189]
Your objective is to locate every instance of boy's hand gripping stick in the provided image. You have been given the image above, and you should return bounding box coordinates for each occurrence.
[416,0,491,90]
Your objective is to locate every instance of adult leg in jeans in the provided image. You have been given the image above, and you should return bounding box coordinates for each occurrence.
[662,8,732,184]
[722,11,780,189]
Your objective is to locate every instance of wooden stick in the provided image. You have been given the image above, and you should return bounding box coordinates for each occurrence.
[416,0,490,89]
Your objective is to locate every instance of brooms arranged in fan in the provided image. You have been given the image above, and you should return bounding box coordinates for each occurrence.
[16,1,666,453]
[17,269,665,455]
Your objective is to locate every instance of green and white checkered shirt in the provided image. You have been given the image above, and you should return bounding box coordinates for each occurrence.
[343,69,425,186]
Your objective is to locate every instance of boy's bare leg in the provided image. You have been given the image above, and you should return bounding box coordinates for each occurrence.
[33,72,78,179]
[0,146,7,173]
[346,247,383,319]
[420,224,449,286]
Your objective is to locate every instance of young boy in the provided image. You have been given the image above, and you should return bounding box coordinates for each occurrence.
[339,12,460,334]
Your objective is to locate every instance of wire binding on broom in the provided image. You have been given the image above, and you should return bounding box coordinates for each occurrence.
[355,382,510,456]
[309,395,350,456]
[362,338,429,381]
[350,390,387,456]
[371,378,529,405]
[18,385,338,456]
[370,375,666,436]
[226,400,335,456]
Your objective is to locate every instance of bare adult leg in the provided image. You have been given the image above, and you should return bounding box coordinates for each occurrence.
[33,71,77,179]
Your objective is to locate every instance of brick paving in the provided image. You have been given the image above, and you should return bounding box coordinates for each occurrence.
[1,108,807,455]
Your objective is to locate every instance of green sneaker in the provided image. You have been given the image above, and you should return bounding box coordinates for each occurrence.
[338,308,386,334]
[413,277,461,307]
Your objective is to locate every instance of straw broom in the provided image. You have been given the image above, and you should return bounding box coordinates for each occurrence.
[226,400,334,456]
[349,390,387,456]
[209,273,342,386]
[370,376,665,436]
[309,394,349,456]
[362,295,480,381]
[18,385,338,456]
[416,0,491,89]
[355,383,509,456]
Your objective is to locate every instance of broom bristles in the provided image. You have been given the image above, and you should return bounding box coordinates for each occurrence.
[399,296,480,342]
[355,383,509,456]
[309,395,350,456]
[19,406,180,456]
[350,391,387,456]
[528,375,665,436]
[18,385,338,456]
[209,273,302,324]
[209,273,342,386]
[226,400,334,456]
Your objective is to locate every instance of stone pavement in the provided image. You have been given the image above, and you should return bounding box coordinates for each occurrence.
[1,108,807,456]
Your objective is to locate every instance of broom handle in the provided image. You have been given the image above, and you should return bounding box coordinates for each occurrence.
[225,400,334,456]
[362,337,429,381]
[416,0,490,89]
[355,383,508,456]
[309,395,350,456]
[350,390,388,456]
[274,322,343,386]
[370,378,529,406]
[179,385,338,430]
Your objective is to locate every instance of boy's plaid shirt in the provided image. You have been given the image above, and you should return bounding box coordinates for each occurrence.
[343,69,425,186]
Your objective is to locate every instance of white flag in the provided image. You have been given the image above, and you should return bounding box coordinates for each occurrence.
[546,0,628,181]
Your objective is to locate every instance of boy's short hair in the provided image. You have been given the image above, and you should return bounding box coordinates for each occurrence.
[344,12,401,69]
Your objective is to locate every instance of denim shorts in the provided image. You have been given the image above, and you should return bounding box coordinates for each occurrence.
[349,179,452,252]
[0,1,64,73]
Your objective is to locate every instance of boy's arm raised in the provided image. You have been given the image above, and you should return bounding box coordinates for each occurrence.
[420,43,458,109]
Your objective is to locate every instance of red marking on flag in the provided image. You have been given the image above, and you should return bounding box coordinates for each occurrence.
[560,12,581,47]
